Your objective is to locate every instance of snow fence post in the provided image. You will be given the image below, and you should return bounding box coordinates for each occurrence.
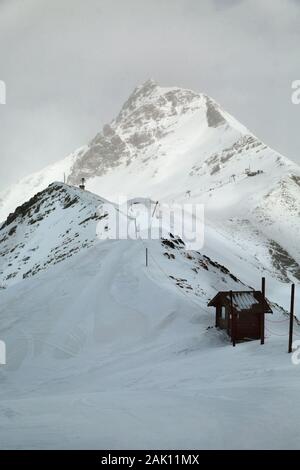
[288,284,295,353]
[261,277,265,345]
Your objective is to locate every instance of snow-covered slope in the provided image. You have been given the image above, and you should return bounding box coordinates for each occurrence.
[0,182,116,286]
[0,183,299,449]
[0,82,299,448]
[0,182,244,291]
[0,80,299,289]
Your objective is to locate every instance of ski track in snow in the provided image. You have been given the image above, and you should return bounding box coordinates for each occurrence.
[0,234,300,449]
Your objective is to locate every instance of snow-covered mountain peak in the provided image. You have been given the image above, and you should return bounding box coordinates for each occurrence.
[0,81,299,293]
[113,79,236,134]
[0,80,290,221]
[67,81,249,188]
[114,79,202,124]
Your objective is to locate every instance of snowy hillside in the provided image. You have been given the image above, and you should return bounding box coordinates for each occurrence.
[0,80,299,290]
[0,182,244,292]
[0,183,300,449]
[0,82,299,449]
[0,183,115,286]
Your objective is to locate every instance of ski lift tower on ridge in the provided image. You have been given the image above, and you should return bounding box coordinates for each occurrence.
[79,178,86,190]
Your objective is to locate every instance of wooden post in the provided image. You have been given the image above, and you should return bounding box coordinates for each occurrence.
[226,308,230,335]
[230,290,236,347]
[261,277,265,297]
[145,248,148,267]
[288,284,295,354]
[235,312,238,343]
[261,277,265,345]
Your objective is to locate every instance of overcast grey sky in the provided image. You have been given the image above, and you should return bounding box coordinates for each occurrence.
[0,0,299,189]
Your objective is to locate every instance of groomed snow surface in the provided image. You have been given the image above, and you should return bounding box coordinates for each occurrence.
[0,235,300,450]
